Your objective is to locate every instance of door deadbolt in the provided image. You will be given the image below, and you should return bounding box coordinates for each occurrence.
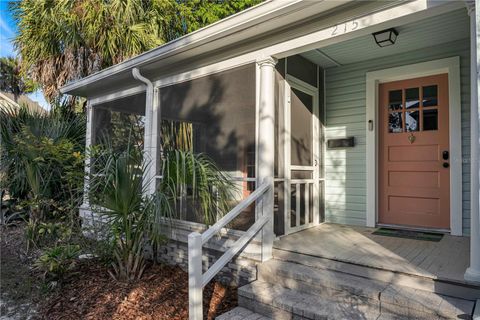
[442,151,449,160]
[443,162,449,168]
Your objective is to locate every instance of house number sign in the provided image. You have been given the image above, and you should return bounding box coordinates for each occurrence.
[331,20,358,36]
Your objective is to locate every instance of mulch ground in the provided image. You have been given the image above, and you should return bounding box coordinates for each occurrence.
[1,223,238,320]
[38,262,237,320]
[1,223,43,319]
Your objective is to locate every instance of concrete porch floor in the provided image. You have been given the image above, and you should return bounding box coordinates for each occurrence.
[274,223,471,285]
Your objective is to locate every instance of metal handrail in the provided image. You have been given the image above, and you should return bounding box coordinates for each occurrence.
[188,179,272,320]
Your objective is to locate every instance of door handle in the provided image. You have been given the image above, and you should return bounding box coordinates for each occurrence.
[443,162,449,168]
[314,159,318,167]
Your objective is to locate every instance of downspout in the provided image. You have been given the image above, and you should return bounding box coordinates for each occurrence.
[132,68,159,194]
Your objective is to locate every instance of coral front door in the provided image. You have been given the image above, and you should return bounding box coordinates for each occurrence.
[378,74,450,230]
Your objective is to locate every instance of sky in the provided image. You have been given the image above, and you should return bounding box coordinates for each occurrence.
[0,1,49,110]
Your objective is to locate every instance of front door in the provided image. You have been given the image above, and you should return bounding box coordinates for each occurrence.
[378,74,450,230]
[285,78,320,234]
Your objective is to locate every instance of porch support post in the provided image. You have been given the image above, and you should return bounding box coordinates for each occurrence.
[257,56,277,262]
[132,68,157,195]
[465,0,480,283]
[82,101,94,208]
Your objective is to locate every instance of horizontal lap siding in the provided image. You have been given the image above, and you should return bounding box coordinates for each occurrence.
[324,39,471,235]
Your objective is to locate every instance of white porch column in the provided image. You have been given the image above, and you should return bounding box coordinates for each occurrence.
[82,101,94,207]
[256,56,277,262]
[465,0,480,283]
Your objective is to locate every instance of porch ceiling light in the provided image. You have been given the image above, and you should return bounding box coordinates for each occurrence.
[372,28,398,47]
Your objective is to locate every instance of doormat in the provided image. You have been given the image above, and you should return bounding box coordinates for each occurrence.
[372,228,443,242]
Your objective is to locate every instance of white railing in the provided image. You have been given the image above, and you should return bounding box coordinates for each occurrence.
[291,179,315,225]
[187,180,272,320]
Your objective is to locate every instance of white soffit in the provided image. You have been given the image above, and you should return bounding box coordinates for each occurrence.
[301,9,469,68]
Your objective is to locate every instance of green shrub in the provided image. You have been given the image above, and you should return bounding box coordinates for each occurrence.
[1,105,85,258]
[89,141,236,281]
[35,244,81,280]
[89,147,168,281]
[25,220,73,250]
[0,105,85,222]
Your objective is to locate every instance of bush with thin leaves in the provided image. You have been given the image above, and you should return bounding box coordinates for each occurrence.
[89,145,171,281]
[0,105,85,251]
[89,141,236,281]
[0,105,85,204]
[161,150,234,225]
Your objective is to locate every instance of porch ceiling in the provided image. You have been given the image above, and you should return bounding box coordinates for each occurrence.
[301,9,469,68]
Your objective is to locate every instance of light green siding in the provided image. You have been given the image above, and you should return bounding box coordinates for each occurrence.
[324,38,471,235]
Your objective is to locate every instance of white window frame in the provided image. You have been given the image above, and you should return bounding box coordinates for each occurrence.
[365,56,462,236]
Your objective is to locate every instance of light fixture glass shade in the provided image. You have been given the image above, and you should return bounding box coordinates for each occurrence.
[373,28,398,47]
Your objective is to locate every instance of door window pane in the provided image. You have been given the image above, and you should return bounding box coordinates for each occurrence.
[423,109,438,131]
[422,85,438,107]
[290,184,297,227]
[291,170,313,179]
[405,88,419,109]
[388,112,403,133]
[308,183,313,224]
[388,90,402,111]
[405,110,419,132]
[300,184,306,225]
[290,88,313,166]
[274,181,285,236]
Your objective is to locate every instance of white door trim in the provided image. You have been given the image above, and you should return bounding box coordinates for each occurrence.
[365,56,462,236]
[284,74,321,235]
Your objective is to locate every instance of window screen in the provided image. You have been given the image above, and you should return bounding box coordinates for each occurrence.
[92,93,146,153]
[159,64,256,226]
[159,64,256,181]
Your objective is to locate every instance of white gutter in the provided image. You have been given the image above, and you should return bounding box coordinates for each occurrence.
[132,67,153,94]
[132,67,154,155]
[132,68,158,194]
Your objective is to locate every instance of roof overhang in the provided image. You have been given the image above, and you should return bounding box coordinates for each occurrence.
[60,0,353,98]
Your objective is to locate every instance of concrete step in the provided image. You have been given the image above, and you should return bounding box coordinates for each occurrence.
[258,258,475,319]
[215,306,271,320]
[273,248,480,300]
[258,258,387,301]
[238,280,475,320]
[238,280,380,320]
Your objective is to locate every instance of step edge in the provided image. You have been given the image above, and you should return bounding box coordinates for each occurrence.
[238,281,474,319]
[272,248,480,291]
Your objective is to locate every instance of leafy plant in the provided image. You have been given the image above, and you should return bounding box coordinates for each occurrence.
[161,150,234,225]
[0,106,85,201]
[0,56,37,102]
[1,106,85,257]
[12,0,262,102]
[89,145,170,281]
[25,220,73,250]
[35,244,81,280]
[89,136,236,281]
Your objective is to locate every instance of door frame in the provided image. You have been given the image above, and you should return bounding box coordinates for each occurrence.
[284,74,321,235]
[365,56,462,235]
